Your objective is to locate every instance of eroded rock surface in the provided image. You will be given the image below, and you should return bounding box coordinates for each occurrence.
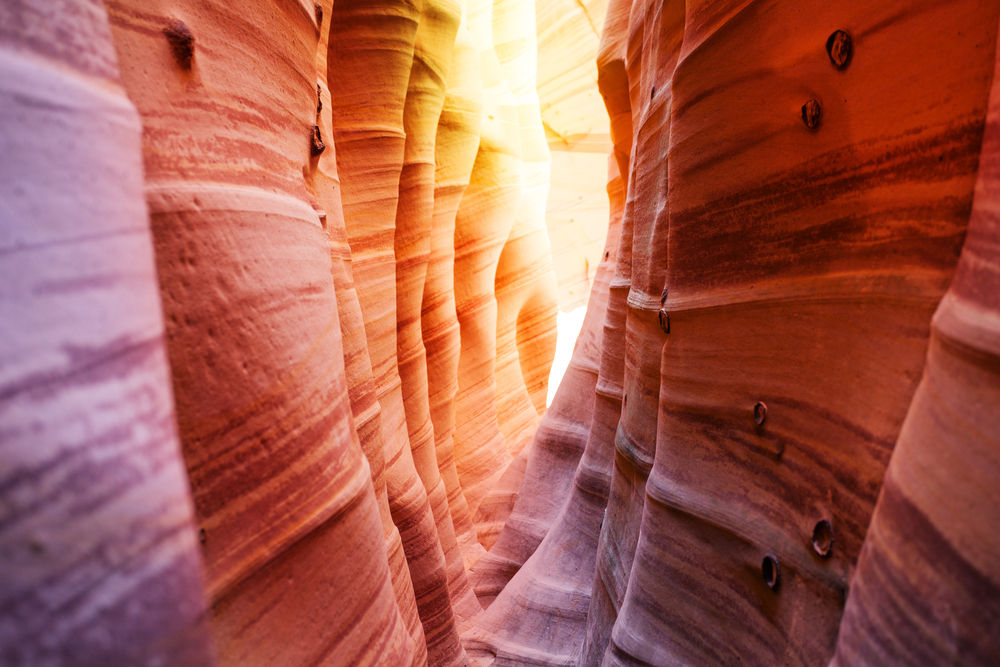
[5,0,1000,666]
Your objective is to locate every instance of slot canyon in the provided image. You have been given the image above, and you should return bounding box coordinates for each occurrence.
[3,0,1000,664]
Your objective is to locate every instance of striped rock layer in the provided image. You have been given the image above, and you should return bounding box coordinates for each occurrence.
[0,1,214,665]
[7,1,1000,666]
[462,1,1000,667]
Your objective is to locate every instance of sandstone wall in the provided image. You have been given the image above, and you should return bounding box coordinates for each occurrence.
[0,2,214,663]
[5,1,1000,666]
[462,1,1000,666]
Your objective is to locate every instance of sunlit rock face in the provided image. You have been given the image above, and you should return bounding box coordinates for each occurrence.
[424,10,489,578]
[537,0,612,312]
[312,0,426,658]
[6,0,1000,666]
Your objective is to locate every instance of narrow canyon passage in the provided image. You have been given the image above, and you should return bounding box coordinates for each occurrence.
[2,1,1000,666]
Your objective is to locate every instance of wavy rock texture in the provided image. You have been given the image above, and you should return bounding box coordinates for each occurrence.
[492,0,556,439]
[10,0,1000,665]
[581,1,674,661]
[465,158,623,663]
[601,2,1000,665]
[395,0,485,635]
[450,0,522,535]
[309,0,426,659]
[467,0,1000,665]
[1,0,580,662]
[474,0,559,552]
[105,1,413,665]
[0,2,214,665]
[831,28,1000,666]
[328,2,468,665]
[458,3,620,609]
[424,10,490,574]
[466,156,622,607]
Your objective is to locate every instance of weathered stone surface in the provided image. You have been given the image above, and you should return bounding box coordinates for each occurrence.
[598,1,1000,665]
[463,1,1000,665]
[395,0,482,633]
[11,0,1000,665]
[424,8,490,576]
[475,0,560,552]
[466,156,622,608]
[106,1,414,664]
[310,0,425,658]
[0,2,214,664]
[327,1,466,664]
[451,0,520,536]
[832,26,1000,665]
[464,158,622,664]
[0,0,575,663]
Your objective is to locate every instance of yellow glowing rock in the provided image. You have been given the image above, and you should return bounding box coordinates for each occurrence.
[451,0,521,533]
[395,0,483,631]
[537,0,612,311]
[308,1,424,661]
[327,1,466,664]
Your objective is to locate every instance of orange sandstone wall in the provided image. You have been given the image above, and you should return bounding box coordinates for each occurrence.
[1,0,572,663]
[474,0,558,552]
[423,8,489,576]
[602,2,1000,665]
[831,29,1000,665]
[105,1,414,664]
[450,0,521,537]
[311,0,426,658]
[463,1,1000,666]
[327,2,467,664]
